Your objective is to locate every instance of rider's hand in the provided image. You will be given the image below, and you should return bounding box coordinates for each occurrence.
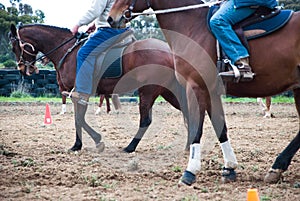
[71,25,80,35]
[86,23,96,34]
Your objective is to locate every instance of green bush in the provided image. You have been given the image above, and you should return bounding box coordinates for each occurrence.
[3,60,17,68]
[10,90,31,98]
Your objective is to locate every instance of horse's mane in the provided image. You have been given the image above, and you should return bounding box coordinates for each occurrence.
[19,24,71,34]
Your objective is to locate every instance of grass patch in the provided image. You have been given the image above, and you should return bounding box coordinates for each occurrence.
[223,96,294,103]
[0,95,294,104]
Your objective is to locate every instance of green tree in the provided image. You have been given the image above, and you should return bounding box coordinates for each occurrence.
[131,15,165,41]
[0,0,45,67]
[279,0,300,11]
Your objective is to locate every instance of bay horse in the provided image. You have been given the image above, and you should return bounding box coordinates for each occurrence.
[257,96,273,118]
[108,0,300,185]
[9,23,188,153]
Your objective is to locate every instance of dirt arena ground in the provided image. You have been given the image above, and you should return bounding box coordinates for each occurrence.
[0,100,299,200]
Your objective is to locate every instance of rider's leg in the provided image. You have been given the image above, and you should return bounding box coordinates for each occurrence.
[63,28,128,104]
[210,0,256,79]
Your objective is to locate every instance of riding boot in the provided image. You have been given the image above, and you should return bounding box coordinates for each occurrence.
[219,57,254,82]
[62,91,90,105]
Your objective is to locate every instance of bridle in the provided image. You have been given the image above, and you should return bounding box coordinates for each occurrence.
[122,0,222,20]
[123,0,151,20]
[12,27,78,75]
[11,29,39,74]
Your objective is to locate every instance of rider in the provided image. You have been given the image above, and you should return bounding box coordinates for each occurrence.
[62,0,129,104]
[210,0,278,81]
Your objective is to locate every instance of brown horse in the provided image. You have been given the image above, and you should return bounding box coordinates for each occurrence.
[108,0,300,185]
[257,96,273,118]
[9,23,188,153]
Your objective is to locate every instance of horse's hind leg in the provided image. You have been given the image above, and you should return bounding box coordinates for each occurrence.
[124,109,152,153]
[264,88,300,183]
[123,87,156,153]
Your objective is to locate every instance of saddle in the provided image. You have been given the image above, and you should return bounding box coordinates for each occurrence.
[58,30,135,79]
[207,6,293,81]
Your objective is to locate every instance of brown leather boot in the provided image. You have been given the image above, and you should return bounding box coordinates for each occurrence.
[235,58,254,80]
[219,57,254,82]
[62,91,90,105]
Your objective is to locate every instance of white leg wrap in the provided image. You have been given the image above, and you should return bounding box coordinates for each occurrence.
[95,107,101,115]
[220,141,238,169]
[186,143,201,175]
[60,104,67,114]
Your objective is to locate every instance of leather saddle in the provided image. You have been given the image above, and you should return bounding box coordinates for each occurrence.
[207,5,293,74]
[58,30,135,79]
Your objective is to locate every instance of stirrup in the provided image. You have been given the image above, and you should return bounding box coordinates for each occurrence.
[219,59,254,83]
[62,90,90,105]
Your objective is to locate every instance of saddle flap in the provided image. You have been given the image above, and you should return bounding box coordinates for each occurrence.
[94,30,135,79]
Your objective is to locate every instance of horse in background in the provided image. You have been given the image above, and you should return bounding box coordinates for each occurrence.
[108,0,300,185]
[257,96,273,118]
[96,94,121,114]
[9,23,187,153]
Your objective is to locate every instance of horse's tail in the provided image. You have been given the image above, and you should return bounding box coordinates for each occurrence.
[111,94,122,110]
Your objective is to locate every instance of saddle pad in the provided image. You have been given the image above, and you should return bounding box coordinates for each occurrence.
[100,46,126,79]
[207,6,293,40]
[244,10,293,40]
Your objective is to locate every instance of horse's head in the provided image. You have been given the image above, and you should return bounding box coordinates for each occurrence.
[9,24,39,76]
[108,0,151,28]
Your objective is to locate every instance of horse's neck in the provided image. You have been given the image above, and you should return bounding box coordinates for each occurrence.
[22,27,73,66]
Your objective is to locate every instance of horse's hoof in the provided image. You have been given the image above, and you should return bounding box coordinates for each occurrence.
[96,142,105,153]
[123,146,135,153]
[179,170,196,186]
[221,167,236,183]
[264,168,283,183]
[68,145,82,152]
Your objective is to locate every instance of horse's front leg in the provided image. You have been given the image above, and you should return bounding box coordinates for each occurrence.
[60,95,67,114]
[95,95,105,115]
[56,73,67,115]
[69,102,83,151]
[75,102,104,153]
[208,93,237,183]
[179,84,206,186]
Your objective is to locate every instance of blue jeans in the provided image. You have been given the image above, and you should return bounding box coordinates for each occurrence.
[210,0,256,64]
[76,27,128,95]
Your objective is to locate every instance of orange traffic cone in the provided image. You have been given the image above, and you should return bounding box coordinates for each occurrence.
[44,103,52,125]
[247,188,260,201]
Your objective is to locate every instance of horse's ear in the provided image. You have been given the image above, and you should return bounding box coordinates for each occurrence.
[10,24,17,37]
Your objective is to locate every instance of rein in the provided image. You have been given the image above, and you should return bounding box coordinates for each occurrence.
[125,0,222,19]
[16,28,77,66]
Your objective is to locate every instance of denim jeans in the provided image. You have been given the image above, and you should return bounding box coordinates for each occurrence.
[76,27,128,95]
[210,0,256,64]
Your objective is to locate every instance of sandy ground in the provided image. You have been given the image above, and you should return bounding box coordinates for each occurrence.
[0,101,299,200]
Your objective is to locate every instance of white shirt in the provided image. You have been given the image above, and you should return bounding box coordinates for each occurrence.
[76,0,114,28]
